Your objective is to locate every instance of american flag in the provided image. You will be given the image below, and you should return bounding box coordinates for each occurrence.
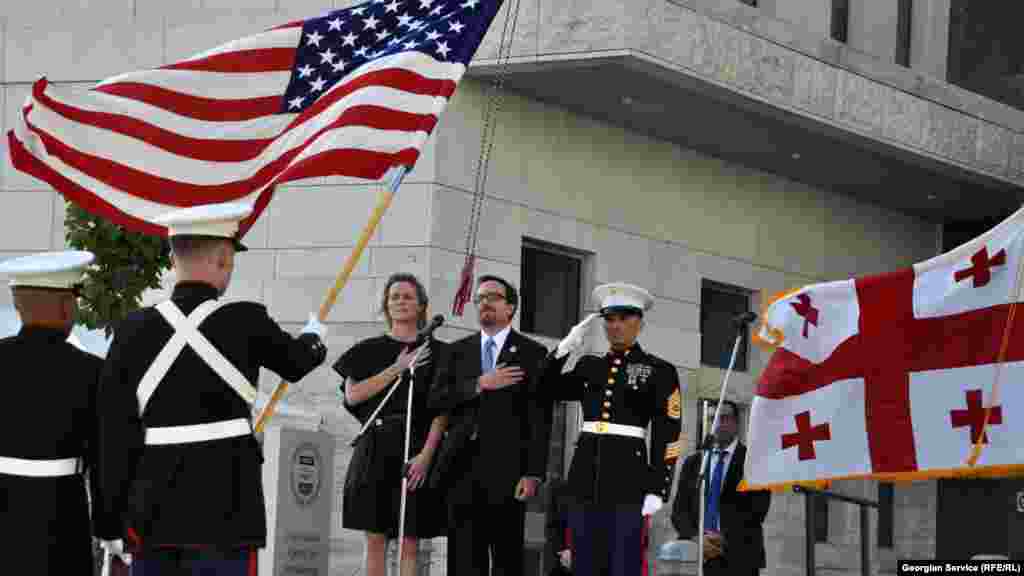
[7,0,502,237]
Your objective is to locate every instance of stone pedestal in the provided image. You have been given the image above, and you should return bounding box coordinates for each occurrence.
[260,425,336,576]
[385,538,434,576]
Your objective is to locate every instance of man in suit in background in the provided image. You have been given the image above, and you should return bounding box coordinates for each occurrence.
[428,275,550,575]
[671,400,771,576]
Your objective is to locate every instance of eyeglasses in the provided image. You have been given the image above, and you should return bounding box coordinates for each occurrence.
[473,292,506,305]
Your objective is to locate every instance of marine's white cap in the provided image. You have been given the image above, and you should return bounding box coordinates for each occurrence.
[0,251,94,290]
[593,282,654,316]
[154,202,253,251]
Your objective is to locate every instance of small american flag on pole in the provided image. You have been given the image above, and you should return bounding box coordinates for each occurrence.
[8,0,502,237]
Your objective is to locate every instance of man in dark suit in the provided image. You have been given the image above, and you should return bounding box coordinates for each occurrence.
[428,274,550,575]
[671,400,771,576]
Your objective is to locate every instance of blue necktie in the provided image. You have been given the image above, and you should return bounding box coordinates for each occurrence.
[705,450,726,531]
[482,338,495,374]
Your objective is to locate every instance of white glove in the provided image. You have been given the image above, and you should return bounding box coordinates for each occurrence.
[100,539,132,565]
[559,549,572,570]
[555,313,599,359]
[302,313,327,343]
[642,494,663,517]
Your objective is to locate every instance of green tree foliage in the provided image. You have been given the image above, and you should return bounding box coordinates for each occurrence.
[64,202,170,336]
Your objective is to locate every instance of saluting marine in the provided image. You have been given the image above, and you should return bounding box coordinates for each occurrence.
[94,203,328,575]
[0,251,104,575]
[544,282,683,576]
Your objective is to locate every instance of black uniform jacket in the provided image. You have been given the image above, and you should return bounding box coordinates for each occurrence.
[545,343,682,507]
[0,326,102,575]
[94,282,326,549]
[671,443,771,571]
[427,328,551,504]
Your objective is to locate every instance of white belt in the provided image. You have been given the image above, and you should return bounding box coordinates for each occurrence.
[0,456,81,477]
[145,418,251,445]
[581,421,646,438]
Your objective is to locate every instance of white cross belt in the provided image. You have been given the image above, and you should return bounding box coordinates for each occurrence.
[136,299,258,416]
[0,456,81,477]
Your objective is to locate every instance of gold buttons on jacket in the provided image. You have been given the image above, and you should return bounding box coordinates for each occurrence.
[603,401,611,408]
[611,367,618,373]
[607,378,615,385]
[602,412,610,419]
[605,390,612,397]
[613,358,622,365]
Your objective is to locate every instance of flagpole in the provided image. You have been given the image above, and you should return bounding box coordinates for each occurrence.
[254,165,409,434]
[698,313,752,576]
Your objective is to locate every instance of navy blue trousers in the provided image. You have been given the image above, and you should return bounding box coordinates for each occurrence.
[568,507,643,576]
[129,547,257,576]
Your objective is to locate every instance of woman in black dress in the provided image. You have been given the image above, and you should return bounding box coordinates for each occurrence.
[333,273,447,576]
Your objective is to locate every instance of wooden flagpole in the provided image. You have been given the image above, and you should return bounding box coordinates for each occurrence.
[254,165,409,433]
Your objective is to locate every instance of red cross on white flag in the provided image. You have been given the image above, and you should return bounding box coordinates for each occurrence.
[744,205,1024,491]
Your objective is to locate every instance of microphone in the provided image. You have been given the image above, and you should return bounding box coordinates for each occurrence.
[415,314,445,344]
[732,311,758,327]
[699,434,717,451]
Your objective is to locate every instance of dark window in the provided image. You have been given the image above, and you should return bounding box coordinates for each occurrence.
[896,0,912,67]
[831,0,849,43]
[814,495,829,542]
[700,280,750,372]
[942,209,1015,253]
[520,239,582,339]
[878,482,895,548]
[946,2,1024,111]
[738,0,757,6]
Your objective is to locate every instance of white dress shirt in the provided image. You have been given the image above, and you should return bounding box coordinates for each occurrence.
[480,324,511,371]
[705,437,738,481]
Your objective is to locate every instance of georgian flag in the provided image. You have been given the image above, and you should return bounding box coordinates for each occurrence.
[744,205,1024,490]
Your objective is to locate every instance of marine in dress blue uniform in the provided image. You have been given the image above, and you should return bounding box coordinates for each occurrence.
[93,203,328,575]
[0,251,104,575]
[544,283,684,576]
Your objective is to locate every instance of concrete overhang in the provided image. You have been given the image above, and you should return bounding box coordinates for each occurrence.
[466,0,1024,224]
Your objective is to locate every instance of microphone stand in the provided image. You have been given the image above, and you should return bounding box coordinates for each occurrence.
[697,319,748,576]
[396,338,430,576]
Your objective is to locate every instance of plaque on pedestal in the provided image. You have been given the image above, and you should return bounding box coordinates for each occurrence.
[260,425,335,576]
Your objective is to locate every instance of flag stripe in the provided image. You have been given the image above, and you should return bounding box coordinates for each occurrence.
[91,55,460,123]
[34,82,445,163]
[93,83,282,121]
[41,83,294,140]
[170,27,302,63]
[9,128,413,233]
[98,70,293,100]
[270,20,306,31]
[283,67,458,132]
[162,48,297,73]
[22,109,431,200]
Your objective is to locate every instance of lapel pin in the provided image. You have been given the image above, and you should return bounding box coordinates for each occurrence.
[509,346,517,354]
